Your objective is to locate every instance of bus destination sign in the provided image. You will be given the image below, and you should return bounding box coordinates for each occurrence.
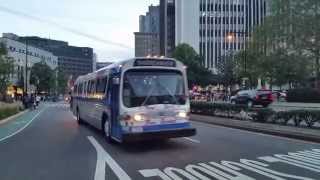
[134,59,176,67]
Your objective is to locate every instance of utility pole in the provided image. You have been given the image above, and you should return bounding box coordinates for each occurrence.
[24,39,28,94]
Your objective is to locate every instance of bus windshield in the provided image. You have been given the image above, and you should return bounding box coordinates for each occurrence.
[123,70,186,108]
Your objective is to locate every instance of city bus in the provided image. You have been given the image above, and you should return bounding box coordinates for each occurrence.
[71,58,196,143]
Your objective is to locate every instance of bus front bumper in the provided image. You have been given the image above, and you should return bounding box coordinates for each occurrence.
[122,128,196,142]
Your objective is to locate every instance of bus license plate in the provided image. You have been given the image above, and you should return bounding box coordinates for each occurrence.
[162,117,176,122]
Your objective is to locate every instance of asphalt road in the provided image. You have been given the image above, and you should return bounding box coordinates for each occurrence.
[0,102,320,180]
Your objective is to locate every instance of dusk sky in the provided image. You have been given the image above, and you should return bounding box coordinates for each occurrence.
[0,0,159,62]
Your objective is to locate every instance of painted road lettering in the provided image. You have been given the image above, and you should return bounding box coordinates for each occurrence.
[87,137,320,180]
[199,162,255,180]
[239,159,314,180]
[139,149,320,180]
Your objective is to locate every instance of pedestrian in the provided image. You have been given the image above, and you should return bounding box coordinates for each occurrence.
[30,94,36,110]
[36,94,41,106]
[22,94,28,109]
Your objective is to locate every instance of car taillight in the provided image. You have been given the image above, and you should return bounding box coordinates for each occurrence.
[268,94,273,101]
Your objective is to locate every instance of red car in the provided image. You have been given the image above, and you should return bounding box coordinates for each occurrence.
[231,90,274,107]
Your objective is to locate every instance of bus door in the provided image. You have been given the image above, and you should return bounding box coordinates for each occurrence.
[109,75,122,141]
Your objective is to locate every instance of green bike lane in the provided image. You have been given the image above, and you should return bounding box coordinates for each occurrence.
[0,105,46,142]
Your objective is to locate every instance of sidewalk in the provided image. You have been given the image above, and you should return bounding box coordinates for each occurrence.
[191,114,320,143]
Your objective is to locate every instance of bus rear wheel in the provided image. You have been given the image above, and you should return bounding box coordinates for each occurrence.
[76,109,83,124]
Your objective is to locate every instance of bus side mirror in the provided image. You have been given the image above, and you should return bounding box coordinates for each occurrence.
[113,78,120,85]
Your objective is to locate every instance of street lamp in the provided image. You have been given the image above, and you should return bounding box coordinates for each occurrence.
[227,34,234,42]
[227,31,248,89]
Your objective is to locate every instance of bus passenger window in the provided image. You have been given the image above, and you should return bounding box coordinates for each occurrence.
[96,77,108,95]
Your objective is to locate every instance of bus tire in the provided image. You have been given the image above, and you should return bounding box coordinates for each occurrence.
[76,108,83,124]
[102,115,113,143]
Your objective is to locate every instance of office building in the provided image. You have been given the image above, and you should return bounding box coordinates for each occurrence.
[175,0,200,53]
[139,5,160,33]
[18,36,94,79]
[135,5,160,57]
[134,32,160,57]
[174,0,269,73]
[160,0,176,57]
[0,33,58,92]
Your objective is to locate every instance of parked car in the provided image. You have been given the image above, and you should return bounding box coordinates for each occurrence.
[230,90,274,107]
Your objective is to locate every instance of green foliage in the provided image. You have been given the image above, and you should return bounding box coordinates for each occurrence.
[191,101,250,118]
[56,69,68,94]
[0,43,14,98]
[233,0,320,88]
[218,54,238,88]
[251,108,275,123]
[0,106,20,121]
[191,101,320,128]
[30,61,55,93]
[172,44,216,86]
[286,88,320,103]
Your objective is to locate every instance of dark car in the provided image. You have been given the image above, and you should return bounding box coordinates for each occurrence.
[230,90,274,107]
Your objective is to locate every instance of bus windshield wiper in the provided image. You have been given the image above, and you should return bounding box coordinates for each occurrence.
[157,83,179,105]
[141,82,157,106]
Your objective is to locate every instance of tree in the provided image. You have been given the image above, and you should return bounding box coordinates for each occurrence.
[232,0,317,89]
[217,54,237,89]
[0,43,14,100]
[172,44,216,86]
[30,61,55,93]
[55,69,68,94]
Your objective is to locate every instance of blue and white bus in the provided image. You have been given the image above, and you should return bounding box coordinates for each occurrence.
[71,58,196,143]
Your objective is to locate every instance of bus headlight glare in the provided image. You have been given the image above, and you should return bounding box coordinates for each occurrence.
[133,114,143,121]
[178,111,187,118]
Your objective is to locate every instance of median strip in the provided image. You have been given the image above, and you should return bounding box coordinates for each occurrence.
[191,114,320,143]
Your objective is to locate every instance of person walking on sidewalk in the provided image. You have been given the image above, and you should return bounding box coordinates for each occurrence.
[29,94,36,110]
[36,95,41,107]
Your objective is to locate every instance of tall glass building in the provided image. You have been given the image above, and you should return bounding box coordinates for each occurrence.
[198,0,269,73]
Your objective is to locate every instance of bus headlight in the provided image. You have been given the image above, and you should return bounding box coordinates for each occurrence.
[177,111,188,118]
[133,114,144,122]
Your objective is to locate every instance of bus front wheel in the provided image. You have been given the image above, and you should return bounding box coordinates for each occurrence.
[103,117,113,142]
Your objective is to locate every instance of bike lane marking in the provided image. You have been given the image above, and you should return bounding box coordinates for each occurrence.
[0,107,46,142]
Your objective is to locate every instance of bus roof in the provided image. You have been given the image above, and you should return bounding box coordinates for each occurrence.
[75,57,185,84]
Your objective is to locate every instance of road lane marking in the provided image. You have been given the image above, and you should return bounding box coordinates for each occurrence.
[0,108,46,142]
[139,149,320,180]
[87,136,131,180]
[183,137,200,143]
[191,121,320,145]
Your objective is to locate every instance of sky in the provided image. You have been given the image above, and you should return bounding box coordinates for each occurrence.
[0,0,159,62]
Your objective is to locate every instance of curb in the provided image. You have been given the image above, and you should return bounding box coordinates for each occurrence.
[191,114,320,144]
[0,110,29,126]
